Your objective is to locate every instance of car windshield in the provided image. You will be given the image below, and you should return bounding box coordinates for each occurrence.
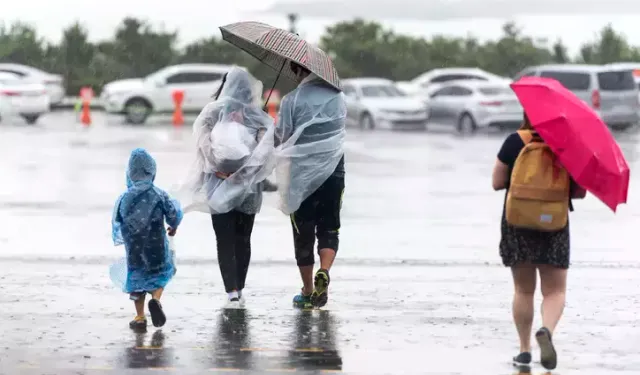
[597,70,636,91]
[361,85,406,97]
[478,86,513,96]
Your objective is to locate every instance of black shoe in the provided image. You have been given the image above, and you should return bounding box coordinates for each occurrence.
[148,299,167,328]
[536,327,558,370]
[129,316,147,330]
[311,269,330,308]
[513,352,532,369]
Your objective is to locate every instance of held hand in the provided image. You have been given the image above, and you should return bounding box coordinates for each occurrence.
[167,227,177,236]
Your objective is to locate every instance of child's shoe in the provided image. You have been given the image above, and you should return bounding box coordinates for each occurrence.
[129,316,147,330]
[148,299,167,327]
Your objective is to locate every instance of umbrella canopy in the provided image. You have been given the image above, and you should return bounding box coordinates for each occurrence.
[510,76,630,212]
[219,21,341,91]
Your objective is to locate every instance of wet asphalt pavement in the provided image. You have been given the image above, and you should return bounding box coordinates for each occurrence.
[1,112,640,374]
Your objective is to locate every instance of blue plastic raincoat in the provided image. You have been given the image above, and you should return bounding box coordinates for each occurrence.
[111,148,184,293]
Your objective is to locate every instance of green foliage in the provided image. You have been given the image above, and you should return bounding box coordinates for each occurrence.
[0,18,638,96]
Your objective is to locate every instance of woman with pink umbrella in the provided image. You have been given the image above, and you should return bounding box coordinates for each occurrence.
[492,76,630,371]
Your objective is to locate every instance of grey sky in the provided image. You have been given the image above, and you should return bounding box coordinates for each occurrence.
[2,0,640,56]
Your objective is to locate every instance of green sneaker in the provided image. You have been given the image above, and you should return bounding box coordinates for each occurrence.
[311,269,330,308]
[293,290,313,309]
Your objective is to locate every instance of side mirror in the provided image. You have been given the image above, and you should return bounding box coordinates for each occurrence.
[155,80,165,87]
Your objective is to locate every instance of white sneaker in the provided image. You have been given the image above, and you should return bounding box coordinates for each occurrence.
[224,297,242,309]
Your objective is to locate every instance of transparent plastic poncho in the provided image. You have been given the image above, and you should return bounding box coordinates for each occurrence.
[275,79,347,214]
[174,67,276,215]
[110,148,183,293]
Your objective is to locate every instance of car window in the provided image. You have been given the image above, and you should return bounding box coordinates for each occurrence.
[449,86,473,96]
[200,72,224,82]
[343,84,357,97]
[597,70,636,91]
[429,74,488,84]
[539,71,591,90]
[431,86,455,97]
[166,72,207,84]
[479,86,513,95]
[361,85,405,97]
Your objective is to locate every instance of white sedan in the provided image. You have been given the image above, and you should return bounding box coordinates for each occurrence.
[0,72,50,125]
[0,63,65,106]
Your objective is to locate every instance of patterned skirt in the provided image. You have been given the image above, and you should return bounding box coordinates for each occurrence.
[499,213,570,269]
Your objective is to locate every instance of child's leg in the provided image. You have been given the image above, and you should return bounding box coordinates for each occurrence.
[151,288,164,301]
[134,293,146,317]
[129,293,148,329]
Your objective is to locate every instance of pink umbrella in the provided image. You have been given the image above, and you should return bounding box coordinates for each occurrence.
[510,76,630,212]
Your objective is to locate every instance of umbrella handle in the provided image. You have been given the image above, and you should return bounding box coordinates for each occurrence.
[263,60,287,111]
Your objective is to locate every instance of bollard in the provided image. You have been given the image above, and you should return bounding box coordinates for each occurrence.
[79,87,94,127]
[172,90,184,127]
[263,89,281,123]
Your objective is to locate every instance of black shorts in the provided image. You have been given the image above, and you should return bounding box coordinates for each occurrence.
[290,175,345,267]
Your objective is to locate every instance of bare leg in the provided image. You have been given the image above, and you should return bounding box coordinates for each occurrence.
[539,265,568,333]
[151,287,164,301]
[318,248,337,271]
[134,294,146,317]
[511,264,537,353]
[299,265,314,295]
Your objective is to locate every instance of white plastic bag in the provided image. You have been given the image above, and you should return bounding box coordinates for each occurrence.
[210,120,257,173]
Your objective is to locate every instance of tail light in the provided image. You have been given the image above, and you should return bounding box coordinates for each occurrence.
[0,90,20,96]
[480,101,503,106]
[591,89,601,109]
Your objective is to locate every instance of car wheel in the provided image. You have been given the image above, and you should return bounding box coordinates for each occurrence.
[457,113,477,134]
[359,113,375,130]
[22,115,39,125]
[124,98,152,125]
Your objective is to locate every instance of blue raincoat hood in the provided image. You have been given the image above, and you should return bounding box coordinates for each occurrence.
[126,148,157,187]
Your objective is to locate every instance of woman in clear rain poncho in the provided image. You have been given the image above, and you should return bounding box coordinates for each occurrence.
[175,66,276,307]
[111,148,184,330]
[274,61,347,309]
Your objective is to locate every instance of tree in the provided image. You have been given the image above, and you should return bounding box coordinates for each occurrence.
[320,19,398,79]
[552,40,570,63]
[0,22,45,67]
[111,17,178,77]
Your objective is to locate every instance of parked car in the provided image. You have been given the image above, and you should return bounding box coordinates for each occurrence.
[605,62,640,105]
[342,78,429,131]
[0,72,50,125]
[426,80,523,132]
[396,68,510,97]
[514,64,639,130]
[100,64,238,125]
[0,63,65,106]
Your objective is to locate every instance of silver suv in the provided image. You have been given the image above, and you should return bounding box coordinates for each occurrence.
[515,64,639,130]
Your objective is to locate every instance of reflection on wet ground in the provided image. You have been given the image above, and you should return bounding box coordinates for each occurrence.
[1,112,640,374]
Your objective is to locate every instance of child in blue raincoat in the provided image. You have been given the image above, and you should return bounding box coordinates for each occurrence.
[112,148,184,330]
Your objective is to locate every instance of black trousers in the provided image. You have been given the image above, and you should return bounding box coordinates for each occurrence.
[291,175,345,267]
[211,211,256,293]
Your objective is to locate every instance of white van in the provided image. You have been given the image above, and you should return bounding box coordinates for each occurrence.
[514,64,639,130]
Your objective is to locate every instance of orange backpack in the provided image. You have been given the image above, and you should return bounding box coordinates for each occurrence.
[505,130,570,231]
